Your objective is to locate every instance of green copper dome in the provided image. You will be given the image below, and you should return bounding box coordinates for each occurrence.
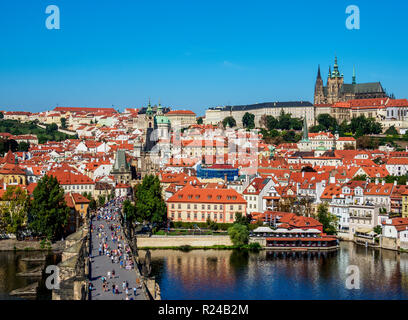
[155,115,170,125]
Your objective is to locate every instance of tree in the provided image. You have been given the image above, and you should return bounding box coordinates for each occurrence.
[0,112,3,119]
[264,115,279,131]
[134,175,167,225]
[197,117,203,125]
[356,136,379,150]
[60,118,67,129]
[235,212,250,226]
[123,199,137,223]
[350,116,382,136]
[278,111,291,130]
[373,225,382,235]
[98,195,106,207]
[317,114,337,132]
[343,143,355,150]
[222,116,236,128]
[282,130,298,143]
[18,141,30,152]
[385,125,398,136]
[228,223,249,246]
[352,174,368,181]
[317,203,338,235]
[46,123,58,134]
[242,112,255,129]
[29,175,70,241]
[0,186,30,239]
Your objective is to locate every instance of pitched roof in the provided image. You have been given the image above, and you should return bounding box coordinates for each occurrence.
[167,185,246,204]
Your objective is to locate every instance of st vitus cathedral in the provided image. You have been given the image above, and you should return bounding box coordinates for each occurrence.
[314,57,388,105]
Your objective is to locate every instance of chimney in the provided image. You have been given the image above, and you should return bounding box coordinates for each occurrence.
[302,171,305,178]
[375,178,379,185]
[394,180,397,186]
[382,180,385,186]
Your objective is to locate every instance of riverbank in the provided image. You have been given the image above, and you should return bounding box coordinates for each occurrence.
[0,239,64,252]
[137,235,233,248]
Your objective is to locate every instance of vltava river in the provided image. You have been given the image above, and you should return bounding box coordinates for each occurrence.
[140,242,408,300]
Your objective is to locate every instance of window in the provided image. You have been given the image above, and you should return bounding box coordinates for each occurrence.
[194,204,197,210]
[230,205,233,210]
[171,204,175,209]
[214,205,217,210]
[194,213,197,219]
[187,204,190,209]
[207,205,211,210]
[178,204,181,209]
[178,212,181,218]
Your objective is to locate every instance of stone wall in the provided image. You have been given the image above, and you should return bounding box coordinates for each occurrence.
[381,236,398,251]
[137,235,232,248]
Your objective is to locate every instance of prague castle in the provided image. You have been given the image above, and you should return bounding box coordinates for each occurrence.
[314,57,388,105]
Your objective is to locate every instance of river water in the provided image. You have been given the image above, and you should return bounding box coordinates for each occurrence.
[140,242,408,300]
[2,242,408,300]
[0,250,58,300]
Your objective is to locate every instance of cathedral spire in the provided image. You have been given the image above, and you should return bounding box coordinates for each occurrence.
[317,64,321,80]
[352,65,356,84]
[328,66,332,79]
[333,56,340,77]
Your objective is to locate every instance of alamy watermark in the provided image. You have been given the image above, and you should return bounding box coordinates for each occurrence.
[345,5,360,30]
[345,265,360,290]
[45,5,60,30]
[45,265,60,290]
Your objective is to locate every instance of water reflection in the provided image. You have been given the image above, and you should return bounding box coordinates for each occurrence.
[0,251,58,300]
[141,242,408,300]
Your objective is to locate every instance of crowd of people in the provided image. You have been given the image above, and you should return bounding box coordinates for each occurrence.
[89,197,142,300]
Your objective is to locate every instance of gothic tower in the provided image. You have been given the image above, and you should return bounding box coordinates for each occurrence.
[326,56,344,104]
[313,65,326,105]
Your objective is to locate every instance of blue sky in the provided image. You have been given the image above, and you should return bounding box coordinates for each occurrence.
[0,0,407,116]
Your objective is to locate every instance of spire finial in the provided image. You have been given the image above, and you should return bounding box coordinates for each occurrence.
[352,65,356,84]
[317,64,321,80]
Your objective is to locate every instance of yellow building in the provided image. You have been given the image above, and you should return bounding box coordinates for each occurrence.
[64,192,90,234]
[0,150,27,186]
[403,190,408,218]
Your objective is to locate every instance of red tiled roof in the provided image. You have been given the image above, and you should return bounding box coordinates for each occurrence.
[167,185,246,204]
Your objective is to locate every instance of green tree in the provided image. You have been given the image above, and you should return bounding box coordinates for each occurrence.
[0,112,3,119]
[98,195,106,207]
[134,175,167,224]
[317,114,338,132]
[228,223,249,246]
[60,118,67,129]
[265,116,279,131]
[45,123,58,134]
[242,112,255,129]
[282,130,298,142]
[235,212,250,226]
[385,125,398,136]
[29,175,69,241]
[222,116,237,128]
[373,225,382,235]
[317,203,338,235]
[0,186,30,239]
[18,141,30,152]
[352,174,368,181]
[197,117,203,125]
[278,111,291,130]
[123,199,137,223]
